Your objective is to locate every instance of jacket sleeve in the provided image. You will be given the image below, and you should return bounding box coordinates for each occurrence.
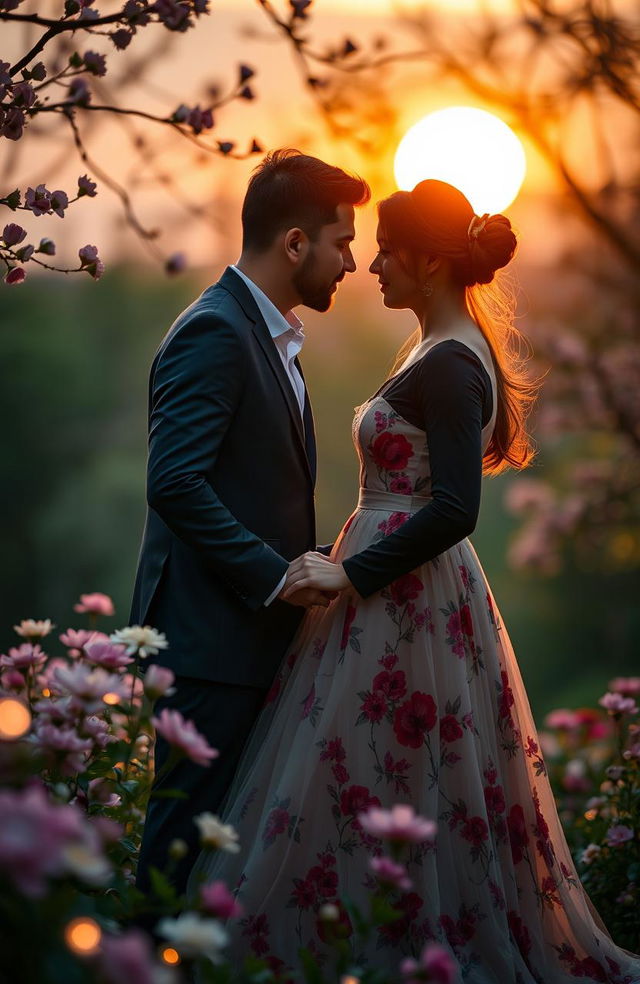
[146,310,288,610]
[342,344,489,598]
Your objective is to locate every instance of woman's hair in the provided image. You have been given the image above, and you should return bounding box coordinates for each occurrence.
[242,148,370,252]
[378,179,538,474]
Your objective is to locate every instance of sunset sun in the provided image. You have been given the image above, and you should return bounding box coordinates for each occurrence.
[394,107,527,213]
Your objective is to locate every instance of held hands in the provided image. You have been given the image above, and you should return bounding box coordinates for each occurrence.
[279,551,350,608]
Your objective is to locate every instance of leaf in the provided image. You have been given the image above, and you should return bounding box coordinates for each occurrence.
[349,637,361,654]
[149,866,178,904]
[298,947,324,984]
[150,788,189,800]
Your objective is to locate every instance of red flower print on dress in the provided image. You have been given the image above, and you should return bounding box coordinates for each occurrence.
[371,431,414,471]
[461,816,489,847]
[440,714,463,743]
[241,912,270,956]
[390,476,412,494]
[373,669,407,701]
[390,574,423,607]
[319,737,345,762]
[264,807,289,841]
[499,670,515,724]
[378,511,409,537]
[459,603,474,641]
[290,877,315,909]
[360,690,388,723]
[507,803,530,864]
[393,692,437,748]
[483,784,506,816]
[507,910,532,959]
[339,784,381,817]
[308,864,339,898]
[332,763,349,785]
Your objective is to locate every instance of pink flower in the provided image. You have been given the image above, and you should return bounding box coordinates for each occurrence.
[359,804,437,844]
[152,708,219,767]
[74,593,114,616]
[84,640,133,670]
[88,778,121,808]
[32,721,93,774]
[53,663,128,704]
[200,880,244,919]
[4,266,25,285]
[605,825,634,847]
[1,643,47,670]
[599,692,638,716]
[59,628,101,651]
[98,930,156,984]
[401,943,457,984]
[543,708,581,730]
[143,664,175,699]
[370,855,412,891]
[608,677,640,697]
[2,223,27,247]
[390,476,412,495]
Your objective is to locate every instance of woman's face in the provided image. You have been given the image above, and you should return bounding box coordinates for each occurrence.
[369,224,422,310]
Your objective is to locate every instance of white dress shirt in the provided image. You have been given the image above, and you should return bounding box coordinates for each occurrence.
[231,265,306,605]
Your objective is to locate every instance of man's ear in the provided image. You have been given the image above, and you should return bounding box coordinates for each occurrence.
[284,228,309,264]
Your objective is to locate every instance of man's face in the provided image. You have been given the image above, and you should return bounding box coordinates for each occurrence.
[292,203,356,312]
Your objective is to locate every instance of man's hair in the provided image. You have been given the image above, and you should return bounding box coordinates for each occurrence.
[241,148,370,252]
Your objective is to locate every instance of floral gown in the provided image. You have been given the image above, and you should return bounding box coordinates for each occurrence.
[192,340,640,984]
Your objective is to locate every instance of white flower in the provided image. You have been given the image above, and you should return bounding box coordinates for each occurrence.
[194,813,240,853]
[157,912,228,963]
[110,625,168,659]
[62,840,112,886]
[13,619,54,640]
[318,903,340,921]
[580,843,602,865]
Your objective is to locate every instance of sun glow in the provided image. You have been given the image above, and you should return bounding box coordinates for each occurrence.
[394,107,527,213]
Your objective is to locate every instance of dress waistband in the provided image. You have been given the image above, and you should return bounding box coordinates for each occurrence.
[357,489,432,512]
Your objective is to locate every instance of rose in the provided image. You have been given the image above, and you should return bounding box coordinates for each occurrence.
[339,784,380,817]
[393,691,437,748]
[371,431,414,471]
[389,574,423,607]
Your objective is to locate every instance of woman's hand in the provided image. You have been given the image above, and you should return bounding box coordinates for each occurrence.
[281,551,350,599]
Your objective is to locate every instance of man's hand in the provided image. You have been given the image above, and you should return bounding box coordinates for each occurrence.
[279,585,336,608]
[281,552,350,600]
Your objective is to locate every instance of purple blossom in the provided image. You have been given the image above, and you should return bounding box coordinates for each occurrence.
[605,824,634,847]
[369,855,412,890]
[68,77,91,105]
[152,707,219,767]
[187,105,214,134]
[12,82,36,109]
[15,244,34,262]
[83,640,133,670]
[111,28,134,49]
[165,251,186,275]
[37,238,56,256]
[2,223,27,247]
[599,692,638,717]
[32,721,93,774]
[97,930,156,984]
[50,190,69,218]
[77,174,97,197]
[30,62,47,82]
[1,643,47,670]
[154,0,190,31]
[25,184,52,216]
[83,50,107,76]
[123,0,152,24]
[200,880,244,919]
[1,108,26,141]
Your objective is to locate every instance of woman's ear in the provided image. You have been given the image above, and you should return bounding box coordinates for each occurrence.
[424,255,441,278]
[284,228,309,264]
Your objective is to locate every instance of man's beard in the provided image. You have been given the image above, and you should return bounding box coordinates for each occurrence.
[292,249,341,312]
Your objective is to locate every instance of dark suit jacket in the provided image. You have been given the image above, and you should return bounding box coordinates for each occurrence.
[129,267,317,688]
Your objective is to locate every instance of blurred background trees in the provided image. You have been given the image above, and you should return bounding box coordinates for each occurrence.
[1,0,638,717]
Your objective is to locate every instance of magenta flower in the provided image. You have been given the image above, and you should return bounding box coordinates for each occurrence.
[143,664,175,699]
[98,930,156,984]
[83,640,133,670]
[1,669,26,692]
[4,267,26,285]
[401,942,457,984]
[200,880,244,919]
[369,855,412,891]
[359,805,437,844]
[543,708,581,730]
[74,592,115,616]
[599,692,639,717]
[2,223,27,247]
[53,663,128,708]
[152,708,219,767]
[605,825,634,847]
[608,677,640,697]
[59,628,102,651]
[32,721,93,774]
[25,184,52,215]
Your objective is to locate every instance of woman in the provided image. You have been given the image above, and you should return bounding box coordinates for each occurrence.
[191,180,640,982]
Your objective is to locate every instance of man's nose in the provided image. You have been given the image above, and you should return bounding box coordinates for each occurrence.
[343,248,357,274]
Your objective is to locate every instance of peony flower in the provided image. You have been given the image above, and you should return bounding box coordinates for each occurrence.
[599,692,638,717]
[580,843,602,865]
[401,942,457,984]
[143,664,175,699]
[152,708,218,767]
[608,677,640,697]
[359,804,437,844]
[194,812,240,853]
[74,592,114,616]
[157,912,228,963]
[110,625,168,659]
[200,880,243,919]
[370,855,412,890]
[605,825,634,847]
[83,640,133,670]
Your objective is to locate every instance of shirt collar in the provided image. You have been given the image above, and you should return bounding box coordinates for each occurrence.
[231,265,304,342]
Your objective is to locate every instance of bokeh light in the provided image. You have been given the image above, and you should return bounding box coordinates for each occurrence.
[0,698,32,740]
[64,917,102,956]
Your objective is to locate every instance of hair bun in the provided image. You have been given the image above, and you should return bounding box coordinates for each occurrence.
[468,213,517,285]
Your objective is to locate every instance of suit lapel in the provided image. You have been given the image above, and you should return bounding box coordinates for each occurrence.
[218,268,312,481]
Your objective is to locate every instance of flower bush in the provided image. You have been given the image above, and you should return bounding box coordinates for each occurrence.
[0,595,454,984]
[539,680,640,950]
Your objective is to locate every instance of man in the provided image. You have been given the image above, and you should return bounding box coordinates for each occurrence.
[131,148,370,900]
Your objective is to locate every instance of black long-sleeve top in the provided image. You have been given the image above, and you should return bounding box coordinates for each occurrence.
[342,339,494,598]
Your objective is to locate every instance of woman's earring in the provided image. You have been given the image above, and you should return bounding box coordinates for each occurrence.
[421,281,433,297]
